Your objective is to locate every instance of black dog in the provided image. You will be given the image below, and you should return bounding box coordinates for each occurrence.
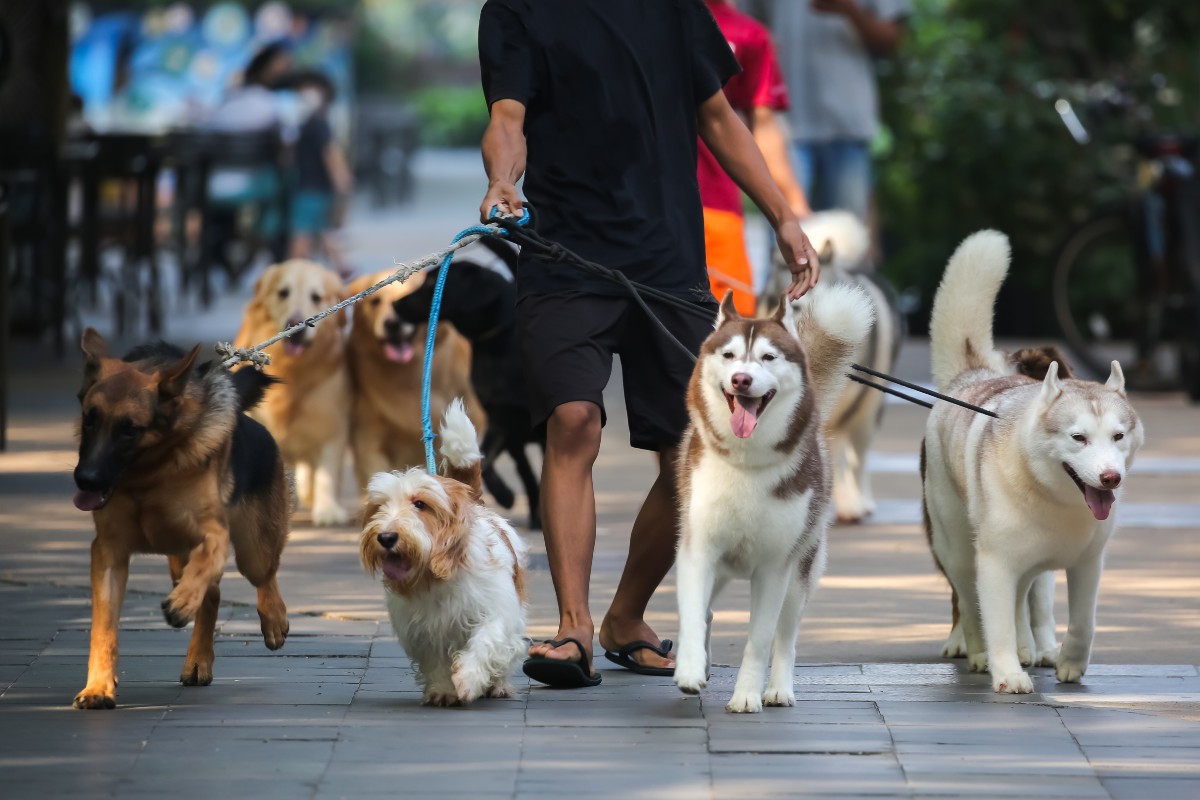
[393,238,544,529]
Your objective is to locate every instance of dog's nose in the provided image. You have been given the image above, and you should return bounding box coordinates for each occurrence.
[74,466,103,491]
[731,373,753,392]
[383,315,400,333]
[1099,470,1121,489]
[377,531,399,549]
[285,317,305,329]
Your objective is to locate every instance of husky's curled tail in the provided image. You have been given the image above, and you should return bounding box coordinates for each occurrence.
[793,283,876,419]
[928,231,1012,391]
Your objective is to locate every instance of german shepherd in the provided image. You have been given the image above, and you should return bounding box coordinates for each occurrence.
[71,328,291,709]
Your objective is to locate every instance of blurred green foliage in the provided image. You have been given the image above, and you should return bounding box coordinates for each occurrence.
[878,0,1200,333]
[411,85,488,147]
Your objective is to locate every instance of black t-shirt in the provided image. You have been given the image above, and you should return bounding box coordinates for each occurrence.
[478,0,740,300]
[296,112,333,193]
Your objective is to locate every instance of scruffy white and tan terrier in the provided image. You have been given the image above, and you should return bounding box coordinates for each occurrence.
[359,400,528,706]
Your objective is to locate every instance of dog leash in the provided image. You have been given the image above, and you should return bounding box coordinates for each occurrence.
[489,210,999,419]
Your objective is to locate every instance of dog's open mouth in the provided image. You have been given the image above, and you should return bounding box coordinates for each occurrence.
[1063,463,1115,521]
[724,390,776,439]
[283,332,310,357]
[383,340,415,364]
[381,552,412,583]
[73,488,113,512]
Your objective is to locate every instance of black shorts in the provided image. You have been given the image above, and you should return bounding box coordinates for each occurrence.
[517,291,718,451]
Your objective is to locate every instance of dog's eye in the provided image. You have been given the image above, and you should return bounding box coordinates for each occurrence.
[1113,432,1124,442]
[371,297,381,307]
[722,352,735,360]
[277,287,290,300]
[118,420,142,439]
[310,292,321,305]
[762,353,777,362]
[82,408,98,429]
[1071,433,1087,444]
[412,499,427,511]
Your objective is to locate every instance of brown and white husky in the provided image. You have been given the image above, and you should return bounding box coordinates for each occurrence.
[673,285,873,712]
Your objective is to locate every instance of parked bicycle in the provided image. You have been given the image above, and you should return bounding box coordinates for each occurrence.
[1050,79,1200,400]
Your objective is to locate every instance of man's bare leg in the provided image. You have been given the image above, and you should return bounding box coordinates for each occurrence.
[527,401,603,668]
[599,446,679,670]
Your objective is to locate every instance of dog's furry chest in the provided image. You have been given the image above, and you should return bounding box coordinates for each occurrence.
[683,446,821,577]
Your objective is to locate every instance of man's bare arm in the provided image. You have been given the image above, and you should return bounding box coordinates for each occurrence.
[750,107,810,218]
[480,98,528,221]
[699,90,819,297]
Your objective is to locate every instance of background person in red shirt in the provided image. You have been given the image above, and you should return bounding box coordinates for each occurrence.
[699,0,811,316]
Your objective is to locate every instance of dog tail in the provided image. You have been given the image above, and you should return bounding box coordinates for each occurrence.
[793,281,875,420]
[929,230,1011,391]
[229,368,280,413]
[438,398,483,498]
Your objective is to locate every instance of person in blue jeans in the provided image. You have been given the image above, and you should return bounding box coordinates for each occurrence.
[751,0,908,223]
[290,70,353,277]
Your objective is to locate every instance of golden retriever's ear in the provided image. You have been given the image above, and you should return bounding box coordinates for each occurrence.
[324,271,349,327]
[253,264,283,299]
[158,344,202,400]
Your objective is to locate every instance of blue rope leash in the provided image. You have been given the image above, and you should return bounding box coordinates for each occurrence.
[420,209,530,473]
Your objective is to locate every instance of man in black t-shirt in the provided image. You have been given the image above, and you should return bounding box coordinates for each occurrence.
[478,0,820,687]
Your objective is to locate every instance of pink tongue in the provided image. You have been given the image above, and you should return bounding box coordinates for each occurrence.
[73,490,106,512]
[730,397,759,439]
[384,343,414,364]
[1084,486,1115,521]
[283,339,305,357]
[381,555,411,583]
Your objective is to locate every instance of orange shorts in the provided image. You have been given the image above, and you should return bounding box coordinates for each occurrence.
[703,207,756,316]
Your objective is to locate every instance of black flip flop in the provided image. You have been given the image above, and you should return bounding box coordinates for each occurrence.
[522,637,603,688]
[603,639,675,676]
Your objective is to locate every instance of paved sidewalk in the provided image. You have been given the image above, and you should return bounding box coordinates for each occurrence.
[2,151,1200,798]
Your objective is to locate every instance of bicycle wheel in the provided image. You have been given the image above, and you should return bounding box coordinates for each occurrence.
[1052,214,1163,385]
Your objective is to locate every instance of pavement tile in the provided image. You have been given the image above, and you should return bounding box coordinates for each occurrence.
[709,752,906,796]
[1081,746,1200,777]
[1101,777,1200,799]
[707,721,893,754]
[903,772,1109,797]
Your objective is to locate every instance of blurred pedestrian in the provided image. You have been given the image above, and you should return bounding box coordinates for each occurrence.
[699,0,810,316]
[289,70,353,279]
[751,0,908,224]
[478,0,820,688]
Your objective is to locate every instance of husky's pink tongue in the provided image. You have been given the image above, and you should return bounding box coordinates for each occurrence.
[730,396,760,439]
[1084,485,1115,521]
[381,554,411,583]
[384,342,414,364]
[73,490,107,512]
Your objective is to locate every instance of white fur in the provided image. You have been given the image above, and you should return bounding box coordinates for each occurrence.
[925,231,1144,694]
[928,230,1011,391]
[800,210,871,272]
[438,398,482,468]
[793,282,875,420]
[674,311,863,712]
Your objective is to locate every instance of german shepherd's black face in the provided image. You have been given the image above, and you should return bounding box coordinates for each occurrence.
[73,329,200,512]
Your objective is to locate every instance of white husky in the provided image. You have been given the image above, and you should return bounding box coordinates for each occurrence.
[923,231,1144,694]
[674,285,873,712]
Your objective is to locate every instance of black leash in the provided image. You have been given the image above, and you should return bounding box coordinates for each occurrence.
[493,211,998,419]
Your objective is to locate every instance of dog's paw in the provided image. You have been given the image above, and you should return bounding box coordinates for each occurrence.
[1034,648,1058,668]
[1056,659,1087,684]
[450,664,487,706]
[673,658,708,696]
[161,588,200,628]
[762,686,795,707]
[258,607,289,651]
[311,502,350,527]
[942,627,968,659]
[73,683,116,710]
[180,658,214,687]
[485,681,515,699]
[1018,645,1035,667]
[423,690,463,708]
[992,670,1034,694]
[726,691,764,714]
[968,652,988,673]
